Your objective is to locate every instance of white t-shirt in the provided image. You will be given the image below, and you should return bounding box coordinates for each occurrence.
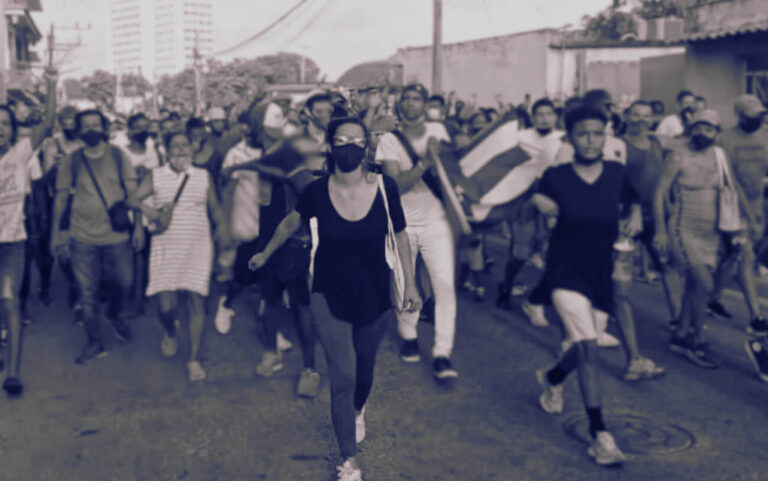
[553,134,627,166]
[0,137,41,242]
[375,122,451,226]
[656,114,685,138]
[517,128,565,167]
[121,144,160,171]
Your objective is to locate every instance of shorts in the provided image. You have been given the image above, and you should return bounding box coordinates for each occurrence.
[0,242,25,299]
[551,289,608,343]
[257,239,311,307]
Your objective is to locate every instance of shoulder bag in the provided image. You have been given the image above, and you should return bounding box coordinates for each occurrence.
[714,146,741,233]
[148,173,190,235]
[377,175,406,311]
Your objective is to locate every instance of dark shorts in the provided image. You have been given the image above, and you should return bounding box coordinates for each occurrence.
[257,240,312,307]
[0,241,26,299]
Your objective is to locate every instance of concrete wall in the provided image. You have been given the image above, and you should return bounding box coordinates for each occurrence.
[693,0,768,32]
[685,41,746,127]
[640,53,685,113]
[586,61,641,107]
[389,29,556,106]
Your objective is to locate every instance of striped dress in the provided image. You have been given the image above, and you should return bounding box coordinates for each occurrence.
[146,164,213,297]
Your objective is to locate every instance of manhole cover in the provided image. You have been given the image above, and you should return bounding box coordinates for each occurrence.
[563,412,695,455]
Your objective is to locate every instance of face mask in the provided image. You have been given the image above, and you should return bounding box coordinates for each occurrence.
[62,128,78,141]
[80,130,104,147]
[740,117,763,134]
[331,144,366,173]
[426,108,442,121]
[574,153,603,166]
[691,134,715,150]
[132,131,150,145]
[169,155,191,172]
[536,128,552,136]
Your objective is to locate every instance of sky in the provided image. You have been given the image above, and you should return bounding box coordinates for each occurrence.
[33,0,613,81]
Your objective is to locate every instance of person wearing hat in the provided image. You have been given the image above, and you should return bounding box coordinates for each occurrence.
[654,108,756,369]
[206,107,227,139]
[705,95,768,333]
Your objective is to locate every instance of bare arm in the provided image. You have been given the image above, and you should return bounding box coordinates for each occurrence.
[261,211,302,261]
[30,70,58,151]
[654,152,680,238]
[126,170,155,212]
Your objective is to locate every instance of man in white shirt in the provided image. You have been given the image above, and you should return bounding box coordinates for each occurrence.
[656,90,697,138]
[376,83,459,381]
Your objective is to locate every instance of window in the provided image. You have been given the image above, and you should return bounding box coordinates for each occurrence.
[746,56,768,106]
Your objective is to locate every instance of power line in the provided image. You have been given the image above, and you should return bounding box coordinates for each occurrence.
[209,0,313,58]
[277,0,331,51]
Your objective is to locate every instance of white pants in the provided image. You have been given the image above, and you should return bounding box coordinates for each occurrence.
[397,217,457,358]
[552,289,608,344]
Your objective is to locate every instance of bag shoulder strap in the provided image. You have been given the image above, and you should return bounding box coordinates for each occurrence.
[390,129,421,168]
[377,174,393,222]
[172,173,190,205]
[81,155,109,210]
[713,146,731,188]
[109,146,128,197]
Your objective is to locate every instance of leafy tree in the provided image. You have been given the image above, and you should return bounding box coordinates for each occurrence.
[62,71,152,112]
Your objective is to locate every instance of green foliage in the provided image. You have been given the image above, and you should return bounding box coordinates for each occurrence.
[63,70,152,112]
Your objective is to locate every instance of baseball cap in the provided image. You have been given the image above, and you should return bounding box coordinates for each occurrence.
[734,94,767,118]
[401,83,428,101]
[690,109,721,128]
[207,107,226,121]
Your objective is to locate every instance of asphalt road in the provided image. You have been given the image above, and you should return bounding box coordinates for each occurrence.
[2,241,767,481]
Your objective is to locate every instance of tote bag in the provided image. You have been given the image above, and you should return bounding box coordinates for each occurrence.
[714,146,741,233]
[377,175,406,311]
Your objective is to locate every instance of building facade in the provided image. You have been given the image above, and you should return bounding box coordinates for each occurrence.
[5,0,43,91]
[108,0,213,80]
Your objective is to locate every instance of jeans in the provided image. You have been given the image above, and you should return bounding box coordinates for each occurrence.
[311,293,389,459]
[70,239,133,345]
[397,218,457,358]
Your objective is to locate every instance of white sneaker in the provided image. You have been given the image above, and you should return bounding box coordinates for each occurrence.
[529,253,545,270]
[535,369,563,414]
[597,332,621,348]
[255,351,284,377]
[336,459,362,481]
[522,301,549,327]
[355,406,366,444]
[588,431,627,466]
[277,332,293,353]
[214,297,234,335]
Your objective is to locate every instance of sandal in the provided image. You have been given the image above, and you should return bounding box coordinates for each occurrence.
[3,376,23,397]
[187,361,206,382]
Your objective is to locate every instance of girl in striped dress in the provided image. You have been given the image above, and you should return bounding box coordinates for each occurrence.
[128,132,227,381]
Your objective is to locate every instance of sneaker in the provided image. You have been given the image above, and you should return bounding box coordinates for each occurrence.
[496,285,512,310]
[161,322,179,358]
[685,342,719,369]
[75,343,108,365]
[522,301,549,327]
[473,286,486,303]
[535,369,563,414]
[747,317,768,336]
[399,339,420,363]
[529,253,545,270]
[255,351,284,377]
[669,335,688,354]
[588,431,627,466]
[214,296,234,335]
[2,376,23,397]
[277,332,293,353]
[296,368,320,398]
[624,357,666,381]
[336,459,362,481]
[707,300,732,319]
[511,284,528,297]
[187,360,206,382]
[355,406,366,444]
[597,332,620,348]
[111,318,132,342]
[745,338,768,383]
[433,357,458,380]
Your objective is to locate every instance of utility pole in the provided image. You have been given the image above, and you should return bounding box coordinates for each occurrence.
[0,0,7,103]
[193,30,202,116]
[432,0,442,94]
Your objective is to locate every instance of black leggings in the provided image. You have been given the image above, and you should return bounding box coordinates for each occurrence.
[310,293,389,459]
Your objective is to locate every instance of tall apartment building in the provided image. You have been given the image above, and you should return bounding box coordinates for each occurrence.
[108,0,214,80]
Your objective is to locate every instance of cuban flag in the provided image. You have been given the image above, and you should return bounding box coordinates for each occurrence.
[435,111,552,230]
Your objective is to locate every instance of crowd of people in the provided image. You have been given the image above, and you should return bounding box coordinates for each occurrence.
[1,66,768,479]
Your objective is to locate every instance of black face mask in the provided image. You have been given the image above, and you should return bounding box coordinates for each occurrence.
[331,144,366,173]
[80,130,104,147]
[691,134,716,151]
[62,128,78,141]
[131,131,150,145]
[536,128,552,136]
[740,117,764,134]
[574,153,603,166]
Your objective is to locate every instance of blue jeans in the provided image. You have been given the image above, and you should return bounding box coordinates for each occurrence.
[70,239,133,344]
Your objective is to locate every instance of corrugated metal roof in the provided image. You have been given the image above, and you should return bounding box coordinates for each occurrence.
[685,20,768,41]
